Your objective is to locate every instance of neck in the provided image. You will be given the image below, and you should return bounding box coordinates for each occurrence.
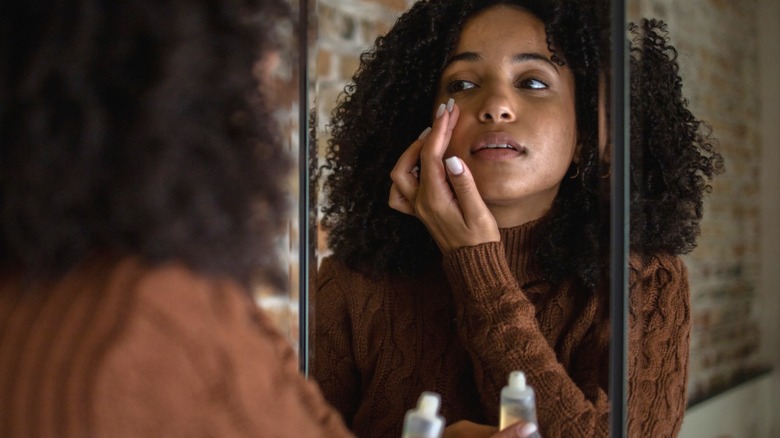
[497,219,545,284]
[487,193,556,228]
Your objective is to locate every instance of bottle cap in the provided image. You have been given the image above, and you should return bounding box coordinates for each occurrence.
[508,371,526,391]
[416,392,441,417]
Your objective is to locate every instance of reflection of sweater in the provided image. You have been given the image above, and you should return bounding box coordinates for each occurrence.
[313,221,690,438]
[0,255,352,438]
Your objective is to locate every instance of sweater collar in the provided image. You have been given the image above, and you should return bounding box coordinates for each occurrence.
[498,218,545,285]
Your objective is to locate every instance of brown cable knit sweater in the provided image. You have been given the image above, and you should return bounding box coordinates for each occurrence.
[313,221,690,437]
[0,255,353,438]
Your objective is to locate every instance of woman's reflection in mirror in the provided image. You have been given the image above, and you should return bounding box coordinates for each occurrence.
[315,0,724,437]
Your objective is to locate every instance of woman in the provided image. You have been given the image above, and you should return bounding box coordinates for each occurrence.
[313,0,723,437]
[0,0,355,436]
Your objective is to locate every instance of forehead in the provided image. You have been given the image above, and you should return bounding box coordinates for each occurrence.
[454,5,550,54]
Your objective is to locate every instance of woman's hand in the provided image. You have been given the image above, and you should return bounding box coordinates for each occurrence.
[389,99,500,252]
[443,420,539,438]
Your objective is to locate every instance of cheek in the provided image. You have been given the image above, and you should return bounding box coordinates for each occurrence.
[534,132,577,180]
[537,125,576,157]
[541,109,577,157]
[443,123,470,159]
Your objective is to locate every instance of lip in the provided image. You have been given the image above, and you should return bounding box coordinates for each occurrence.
[469,132,527,156]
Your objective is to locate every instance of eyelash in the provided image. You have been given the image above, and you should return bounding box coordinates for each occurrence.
[447,80,476,93]
[519,78,549,89]
[446,77,549,93]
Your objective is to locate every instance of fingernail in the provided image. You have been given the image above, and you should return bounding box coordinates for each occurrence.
[445,156,463,175]
[519,423,538,437]
[411,166,420,179]
[436,103,446,118]
[419,127,432,139]
[446,98,455,113]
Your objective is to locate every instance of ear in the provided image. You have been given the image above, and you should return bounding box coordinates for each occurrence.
[570,117,583,164]
[572,141,583,165]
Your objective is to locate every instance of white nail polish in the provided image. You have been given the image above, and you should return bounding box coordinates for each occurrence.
[445,156,463,175]
[446,98,454,113]
[436,103,446,118]
[419,127,432,139]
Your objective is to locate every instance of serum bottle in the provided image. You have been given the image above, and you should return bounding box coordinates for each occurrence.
[402,391,445,438]
[499,371,539,437]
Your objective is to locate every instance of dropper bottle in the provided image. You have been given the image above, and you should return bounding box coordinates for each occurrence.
[402,391,445,438]
[499,371,539,437]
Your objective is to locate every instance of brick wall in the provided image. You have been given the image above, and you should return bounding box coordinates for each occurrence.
[314,0,413,258]
[315,0,413,149]
[255,8,304,351]
[315,0,769,404]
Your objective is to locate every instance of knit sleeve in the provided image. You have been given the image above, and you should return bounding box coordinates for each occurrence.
[442,243,689,437]
[311,257,363,428]
[626,254,690,437]
[91,264,354,438]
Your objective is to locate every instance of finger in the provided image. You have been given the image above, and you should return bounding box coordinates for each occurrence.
[442,420,497,438]
[419,99,459,181]
[391,127,428,177]
[444,156,497,232]
[390,127,432,203]
[420,99,458,160]
[493,422,539,438]
[388,182,416,216]
[441,101,460,151]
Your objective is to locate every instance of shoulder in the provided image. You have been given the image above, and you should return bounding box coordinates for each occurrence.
[93,257,333,435]
[628,252,688,288]
[318,255,360,288]
[627,252,690,314]
[94,256,293,387]
[316,255,435,326]
[113,257,268,346]
[102,256,289,376]
[316,256,383,322]
[317,255,399,301]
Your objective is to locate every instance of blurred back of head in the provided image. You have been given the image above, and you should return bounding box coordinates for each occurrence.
[0,0,293,287]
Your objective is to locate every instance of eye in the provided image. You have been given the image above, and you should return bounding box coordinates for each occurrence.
[447,80,477,93]
[518,78,548,90]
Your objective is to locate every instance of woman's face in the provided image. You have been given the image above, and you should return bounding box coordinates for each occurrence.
[434,5,577,227]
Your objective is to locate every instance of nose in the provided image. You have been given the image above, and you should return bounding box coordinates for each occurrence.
[478,87,516,123]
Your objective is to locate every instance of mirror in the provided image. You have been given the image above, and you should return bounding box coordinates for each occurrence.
[310,0,619,436]
[304,0,780,437]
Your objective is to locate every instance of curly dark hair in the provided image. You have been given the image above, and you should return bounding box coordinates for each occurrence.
[321,0,724,287]
[1,0,293,287]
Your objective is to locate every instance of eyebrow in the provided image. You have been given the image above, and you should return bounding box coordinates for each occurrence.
[445,51,559,71]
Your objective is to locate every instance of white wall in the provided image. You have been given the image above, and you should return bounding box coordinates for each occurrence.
[757,0,780,433]
[679,373,774,438]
